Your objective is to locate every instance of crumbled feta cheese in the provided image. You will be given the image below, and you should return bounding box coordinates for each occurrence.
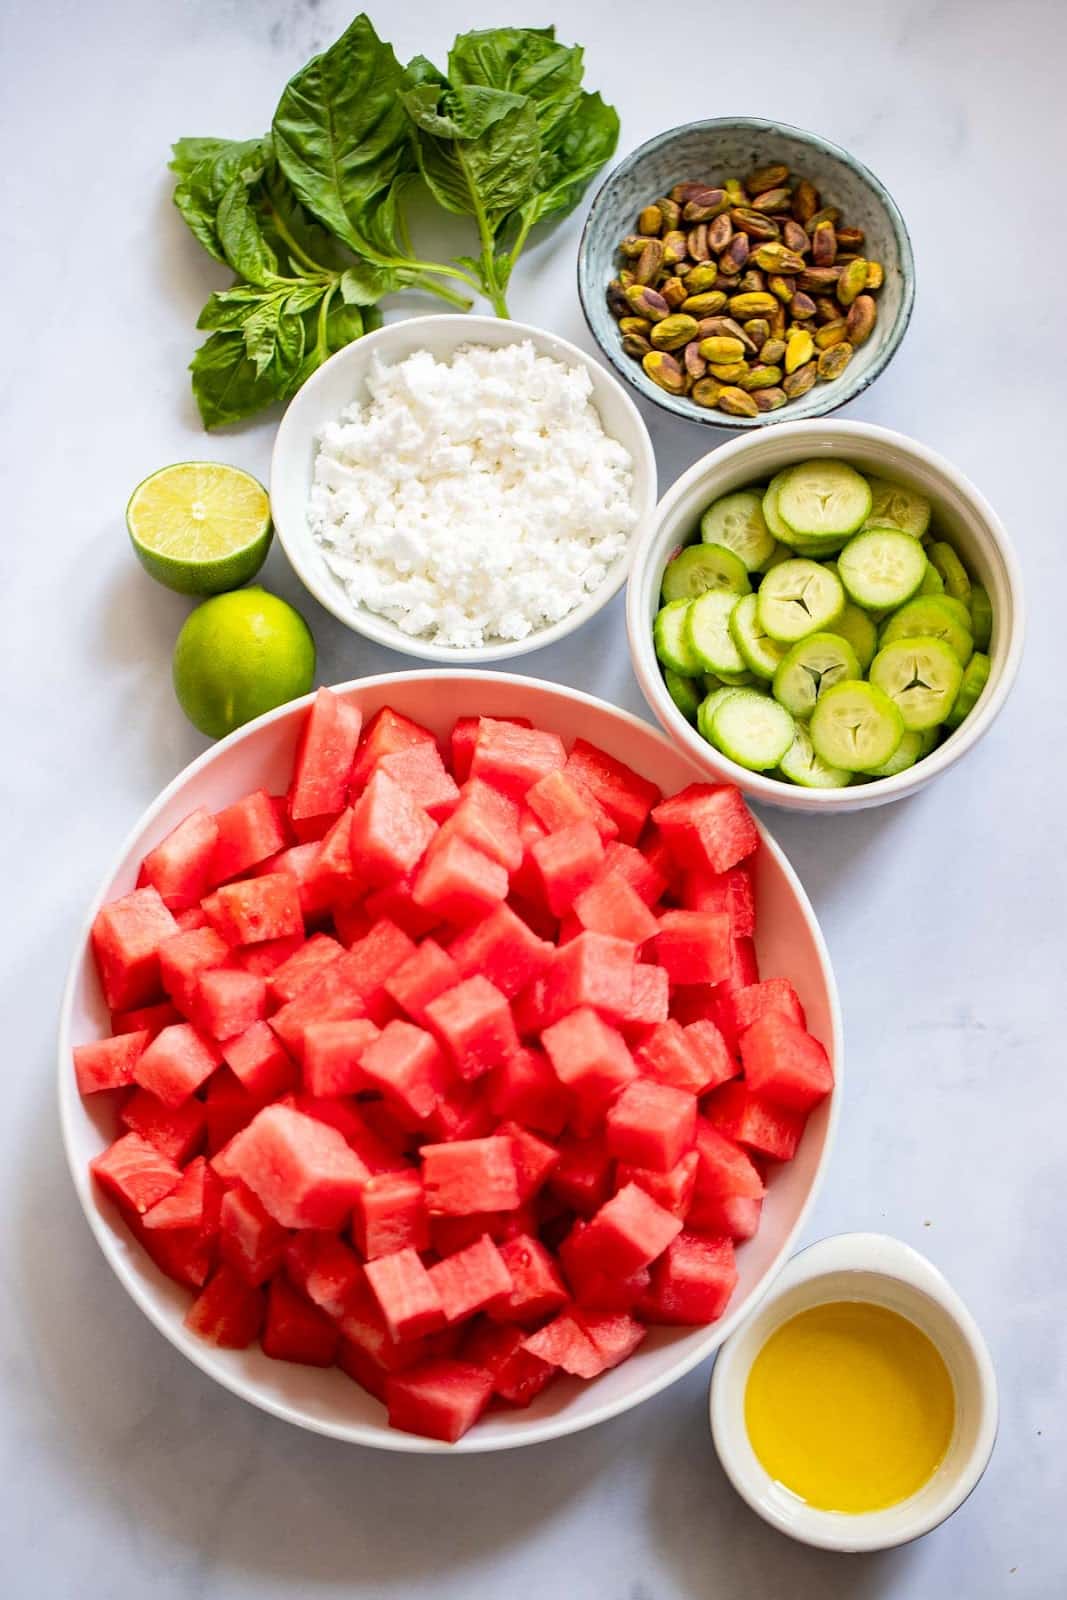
[307,341,637,648]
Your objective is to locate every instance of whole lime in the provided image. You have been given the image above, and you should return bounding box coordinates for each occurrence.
[173,587,316,738]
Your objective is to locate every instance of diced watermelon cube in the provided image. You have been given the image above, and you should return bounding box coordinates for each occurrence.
[692,1117,765,1199]
[425,976,519,1080]
[305,808,359,906]
[605,1079,697,1172]
[349,769,438,887]
[526,769,618,842]
[202,1069,259,1156]
[412,833,508,927]
[601,841,668,906]
[651,784,759,875]
[141,808,220,911]
[221,1020,301,1106]
[487,1046,572,1137]
[721,935,759,993]
[739,1012,832,1112]
[359,1019,446,1123]
[74,1029,149,1095]
[289,688,363,821]
[547,1133,612,1215]
[338,1281,426,1387]
[261,1275,339,1366]
[121,1087,206,1165]
[365,1247,445,1340]
[541,1007,637,1108]
[352,1170,429,1259]
[730,976,806,1035]
[563,739,661,845]
[497,1121,560,1201]
[110,1001,182,1039]
[134,1022,221,1107]
[211,790,288,883]
[682,863,756,937]
[532,820,605,917]
[174,906,210,932]
[619,964,670,1028]
[385,939,461,1025]
[185,1264,265,1348]
[284,1232,364,1319]
[91,887,179,1010]
[544,931,637,1025]
[444,779,523,872]
[378,741,460,822]
[302,1016,380,1097]
[470,720,566,800]
[575,1182,683,1277]
[159,926,231,1016]
[573,872,659,945]
[421,1136,521,1216]
[428,1234,514,1323]
[683,1019,738,1091]
[460,1320,556,1407]
[268,951,367,1061]
[509,808,550,906]
[558,1223,652,1312]
[362,875,443,940]
[350,707,438,793]
[511,974,550,1038]
[219,1182,289,1285]
[574,1309,647,1369]
[487,1234,568,1324]
[221,1104,370,1228]
[229,933,305,980]
[266,933,343,1007]
[449,716,480,784]
[704,1082,805,1162]
[142,1157,222,1235]
[520,1312,602,1378]
[202,874,303,945]
[447,903,553,999]
[616,1149,699,1218]
[641,1230,737,1325]
[428,1204,535,1257]
[653,910,733,987]
[261,842,340,920]
[385,1358,495,1443]
[196,967,267,1041]
[344,919,418,1024]
[91,1131,182,1215]
[686,1190,762,1240]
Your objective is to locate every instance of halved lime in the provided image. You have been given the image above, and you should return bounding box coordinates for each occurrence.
[127,462,272,595]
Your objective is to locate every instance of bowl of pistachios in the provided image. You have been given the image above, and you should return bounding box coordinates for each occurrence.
[578,118,915,429]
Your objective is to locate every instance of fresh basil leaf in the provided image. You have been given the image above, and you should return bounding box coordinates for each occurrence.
[324,298,366,354]
[216,177,279,286]
[403,83,540,231]
[447,27,584,145]
[171,137,265,263]
[284,282,330,316]
[170,136,237,179]
[196,284,275,333]
[190,330,300,428]
[518,89,619,228]
[271,13,413,256]
[338,265,384,306]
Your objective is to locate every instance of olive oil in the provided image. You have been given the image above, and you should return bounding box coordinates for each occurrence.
[744,1300,955,1514]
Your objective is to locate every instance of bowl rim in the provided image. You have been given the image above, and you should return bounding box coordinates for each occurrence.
[577,116,916,430]
[58,669,843,1453]
[268,315,658,664]
[626,418,1026,810]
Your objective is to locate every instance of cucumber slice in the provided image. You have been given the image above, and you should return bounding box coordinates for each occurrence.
[710,688,795,772]
[927,540,971,601]
[654,599,702,675]
[945,650,990,729]
[920,726,941,756]
[790,533,851,558]
[762,471,794,543]
[864,729,923,778]
[729,593,786,681]
[869,636,964,731]
[879,595,973,666]
[834,602,878,673]
[757,559,845,644]
[861,476,933,540]
[778,724,852,789]
[809,681,904,772]
[697,686,744,742]
[969,584,993,650]
[837,527,927,611]
[701,492,776,572]
[917,562,944,596]
[777,461,873,539]
[772,632,862,720]
[715,666,757,686]
[684,589,748,676]
[664,668,703,721]
[662,543,751,602]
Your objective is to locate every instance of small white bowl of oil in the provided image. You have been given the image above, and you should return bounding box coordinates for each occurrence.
[709,1232,998,1552]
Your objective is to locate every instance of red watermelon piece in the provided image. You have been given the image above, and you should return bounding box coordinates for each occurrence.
[121,1087,206,1165]
[141,808,220,912]
[413,832,509,926]
[91,1131,182,1216]
[574,1181,683,1278]
[219,1182,289,1285]
[541,1006,637,1106]
[350,707,437,793]
[739,1012,832,1112]
[730,977,807,1036]
[421,1136,521,1216]
[425,976,519,1080]
[616,1148,699,1218]
[682,863,756,937]
[349,769,437,887]
[220,1104,369,1228]
[211,790,288,884]
[563,739,660,845]
[159,926,230,1017]
[262,1275,339,1366]
[365,1247,445,1341]
[488,1046,571,1138]
[110,1000,182,1039]
[654,910,732,986]
[600,841,668,906]
[460,1321,556,1407]
[605,1078,697,1172]
[141,1156,222,1235]
[651,783,759,875]
[641,1230,737,1324]
[573,872,658,945]
[704,1082,805,1163]
[378,741,460,821]
[547,1133,612,1215]
[352,1170,429,1260]
[526,768,618,842]
[196,967,267,1041]
[385,1358,495,1442]
[91,887,179,1011]
[470,720,566,800]
[447,903,552,999]
[202,874,303,946]
[302,1016,380,1097]
[184,1265,265,1348]
[444,779,523,872]
[385,939,461,1025]
[543,931,636,1025]
[358,1019,446,1123]
[284,1232,363,1320]
[428,1234,514,1323]
[289,688,363,822]
[532,820,605,916]
[134,1022,221,1107]
[488,1234,568,1324]
[74,1029,149,1095]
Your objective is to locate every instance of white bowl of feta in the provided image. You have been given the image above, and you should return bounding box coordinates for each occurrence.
[270,316,657,661]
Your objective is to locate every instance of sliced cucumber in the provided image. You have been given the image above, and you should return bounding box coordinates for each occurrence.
[861,475,933,540]
[838,527,927,611]
[684,589,748,676]
[772,632,862,720]
[790,533,852,559]
[757,559,845,644]
[701,492,776,572]
[879,595,973,666]
[762,470,794,543]
[729,593,786,681]
[777,461,873,539]
[969,584,993,650]
[869,636,964,731]
[778,723,852,789]
[664,668,704,721]
[920,726,941,756]
[697,686,744,742]
[809,680,904,772]
[864,728,923,778]
[917,562,944,596]
[927,540,971,601]
[834,602,879,673]
[945,650,990,729]
[662,542,751,602]
[715,666,757,686]
[710,688,795,772]
[654,599,702,675]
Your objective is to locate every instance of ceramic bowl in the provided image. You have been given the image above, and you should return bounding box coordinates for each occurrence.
[627,419,1025,812]
[578,118,915,429]
[709,1233,998,1551]
[59,672,841,1453]
[270,316,657,664]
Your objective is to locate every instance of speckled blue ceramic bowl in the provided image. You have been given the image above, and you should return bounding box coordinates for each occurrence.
[578,118,915,429]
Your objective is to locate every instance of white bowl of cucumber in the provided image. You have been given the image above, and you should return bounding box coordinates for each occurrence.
[627,420,1023,811]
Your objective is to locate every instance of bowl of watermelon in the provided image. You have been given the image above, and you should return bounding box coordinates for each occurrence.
[59,673,841,1452]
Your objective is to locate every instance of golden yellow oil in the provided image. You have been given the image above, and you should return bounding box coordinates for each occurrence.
[744,1300,956,1514]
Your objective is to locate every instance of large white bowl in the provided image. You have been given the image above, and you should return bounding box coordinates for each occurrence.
[627,420,1025,812]
[59,672,841,1453]
[270,316,657,664]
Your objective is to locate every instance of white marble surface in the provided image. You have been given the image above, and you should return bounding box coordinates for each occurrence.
[2,0,1064,1594]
